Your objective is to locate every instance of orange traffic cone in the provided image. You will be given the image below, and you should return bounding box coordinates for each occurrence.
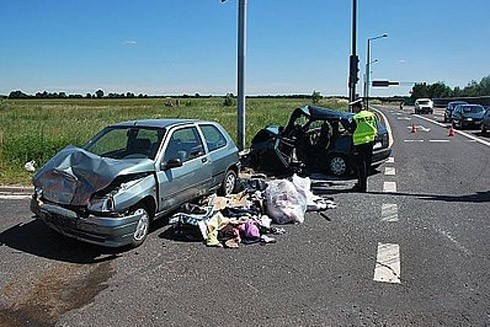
[410,123,417,133]
[448,122,455,137]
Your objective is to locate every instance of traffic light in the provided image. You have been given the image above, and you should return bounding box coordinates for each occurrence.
[348,55,360,86]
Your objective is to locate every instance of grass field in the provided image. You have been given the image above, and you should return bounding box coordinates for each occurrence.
[0,97,348,185]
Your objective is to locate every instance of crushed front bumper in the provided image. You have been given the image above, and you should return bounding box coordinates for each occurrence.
[30,197,144,247]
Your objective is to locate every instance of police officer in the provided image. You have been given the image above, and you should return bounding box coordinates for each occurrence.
[349,99,378,192]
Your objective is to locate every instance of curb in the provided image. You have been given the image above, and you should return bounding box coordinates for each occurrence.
[0,185,34,194]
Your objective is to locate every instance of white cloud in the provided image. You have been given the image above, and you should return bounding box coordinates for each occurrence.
[121,40,137,46]
[399,59,407,63]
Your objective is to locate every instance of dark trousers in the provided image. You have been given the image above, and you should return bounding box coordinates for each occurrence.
[354,142,374,191]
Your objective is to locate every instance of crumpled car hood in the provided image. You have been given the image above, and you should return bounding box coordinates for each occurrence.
[33,145,155,206]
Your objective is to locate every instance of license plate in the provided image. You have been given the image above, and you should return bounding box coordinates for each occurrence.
[45,213,76,229]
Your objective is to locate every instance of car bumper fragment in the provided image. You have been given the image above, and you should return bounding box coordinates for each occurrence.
[31,197,144,247]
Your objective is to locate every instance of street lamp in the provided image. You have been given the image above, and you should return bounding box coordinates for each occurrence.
[365,33,387,109]
[221,0,247,151]
[363,59,378,100]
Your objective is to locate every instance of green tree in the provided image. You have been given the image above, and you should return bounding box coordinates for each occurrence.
[311,90,322,104]
[95,89,104,98]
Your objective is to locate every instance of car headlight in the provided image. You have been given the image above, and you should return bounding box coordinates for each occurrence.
[465,118,473,121]
[88,195,115,212]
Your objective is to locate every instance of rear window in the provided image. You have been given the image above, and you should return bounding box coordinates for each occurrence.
[463,106,484,113]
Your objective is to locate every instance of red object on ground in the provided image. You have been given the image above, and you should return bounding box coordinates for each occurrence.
[448,123,455,137]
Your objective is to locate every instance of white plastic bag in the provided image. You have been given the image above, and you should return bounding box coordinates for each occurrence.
[265,179,305,224]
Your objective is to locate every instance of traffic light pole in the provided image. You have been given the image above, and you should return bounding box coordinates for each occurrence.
[348,0,358,111]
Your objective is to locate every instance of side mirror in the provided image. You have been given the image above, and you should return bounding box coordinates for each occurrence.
[162,158,182,170]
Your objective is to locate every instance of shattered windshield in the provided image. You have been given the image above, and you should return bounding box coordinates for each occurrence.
[84,126,165,160]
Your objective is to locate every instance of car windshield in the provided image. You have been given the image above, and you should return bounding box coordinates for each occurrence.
[418,101,430,105]
[463,106,484,113]
[84,126,165,160]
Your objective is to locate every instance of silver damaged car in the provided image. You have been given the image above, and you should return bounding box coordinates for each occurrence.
[30,119,240,247]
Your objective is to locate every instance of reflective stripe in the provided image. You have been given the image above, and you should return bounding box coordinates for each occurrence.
[353,111,378,145]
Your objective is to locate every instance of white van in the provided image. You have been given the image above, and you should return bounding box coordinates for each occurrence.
[414,98,433,114]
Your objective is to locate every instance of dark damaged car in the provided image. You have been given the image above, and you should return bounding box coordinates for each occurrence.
[246,105,391,177]
[31,119,240,247]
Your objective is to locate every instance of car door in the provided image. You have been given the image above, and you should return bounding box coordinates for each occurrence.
[155,125,212,212]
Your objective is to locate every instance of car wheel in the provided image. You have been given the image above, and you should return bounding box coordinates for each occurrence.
[482,125,488,136]
[443,114,447,123]
[131,205,150,247]
[219,169,237,196]
[328,155,349,177]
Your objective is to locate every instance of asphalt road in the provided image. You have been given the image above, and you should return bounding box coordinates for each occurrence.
[0,105,489,326]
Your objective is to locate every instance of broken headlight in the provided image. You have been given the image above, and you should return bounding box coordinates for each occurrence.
[88,194,116,213]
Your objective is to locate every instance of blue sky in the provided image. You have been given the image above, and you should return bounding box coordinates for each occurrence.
[1,0,489,97]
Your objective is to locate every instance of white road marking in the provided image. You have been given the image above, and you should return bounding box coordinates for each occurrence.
[406,125,430,132]
[385,167,396,176]
[467,140,477,143]
[429,139,450,143]
[397,117,412,120]
[371,107,394,147]
[0,194,31,200]
[403,139,424,143]
[381,204,398,222]
[387,157,395,163]
[413,114,490,147]
[374,243,401,284]
[383,181,397,192]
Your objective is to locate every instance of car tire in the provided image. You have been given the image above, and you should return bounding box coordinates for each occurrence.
[482,125,488,136]
[328,154,349,177]
[219,169,237,196]
[130,205,150,247]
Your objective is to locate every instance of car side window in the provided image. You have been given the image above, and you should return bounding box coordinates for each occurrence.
[163,127,204,163]
[200,124,227,152]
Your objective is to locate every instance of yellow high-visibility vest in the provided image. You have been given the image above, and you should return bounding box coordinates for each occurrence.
[353,111,377,145]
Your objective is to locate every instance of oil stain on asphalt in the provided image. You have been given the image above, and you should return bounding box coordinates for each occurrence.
[0,261,114,327]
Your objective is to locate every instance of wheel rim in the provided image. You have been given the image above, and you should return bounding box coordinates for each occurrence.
[133,208,149,241]
[330,157,347,176]
[224,172,236,195]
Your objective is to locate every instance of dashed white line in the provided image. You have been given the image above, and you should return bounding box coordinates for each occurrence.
[387,157,395,163]
[383,181,397,192]
[429,139,450,143]
[374,243,401,284]
[403,139,424,143]
[385,167,396,176]
[381,203,398,222]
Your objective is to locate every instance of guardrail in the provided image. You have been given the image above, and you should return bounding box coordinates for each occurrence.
[432,96,490,108]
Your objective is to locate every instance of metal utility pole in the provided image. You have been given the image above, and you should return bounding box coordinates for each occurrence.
[237,0,247,151]
[365,34,388,109]
[348,0,358,111]
[221,0,247,150]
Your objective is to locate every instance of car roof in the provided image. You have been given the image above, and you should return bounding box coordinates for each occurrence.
[111,119,200,128]
[296,105,353,120]
[448,101,467,105]
[416,98,431,102]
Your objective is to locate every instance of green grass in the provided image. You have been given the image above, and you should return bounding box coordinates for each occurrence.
[0,97,348,184]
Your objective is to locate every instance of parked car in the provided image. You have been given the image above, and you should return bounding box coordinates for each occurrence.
[444,100,468,123]
[451,104,486,129]
[246,106,392,177]
[30,119,240,248]
[481,108,490,136]
[414,98,433,114]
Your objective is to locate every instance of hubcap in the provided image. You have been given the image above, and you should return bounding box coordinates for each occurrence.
[225,172,236,195]
[330,157,346,176]
[133,208,149,241]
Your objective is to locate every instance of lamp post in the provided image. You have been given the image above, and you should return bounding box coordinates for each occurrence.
[363,59,378,104]
[221,0,247,150]
[365,33,387,109]
[348,0,358,108]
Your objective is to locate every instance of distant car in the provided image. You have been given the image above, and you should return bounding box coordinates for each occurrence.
[451,104,486,129]
[481,108,490,136]
[246,106,392,177]
[414,98,433,114]
[30,119,240,247]
[444,101,468,123]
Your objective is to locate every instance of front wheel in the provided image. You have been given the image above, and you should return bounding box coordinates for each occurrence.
[328,155,349,177]
[218,169,237,196]
[130,205,150,247]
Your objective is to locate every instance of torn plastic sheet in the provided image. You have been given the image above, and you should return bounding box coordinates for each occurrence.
[33,145,154,206]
